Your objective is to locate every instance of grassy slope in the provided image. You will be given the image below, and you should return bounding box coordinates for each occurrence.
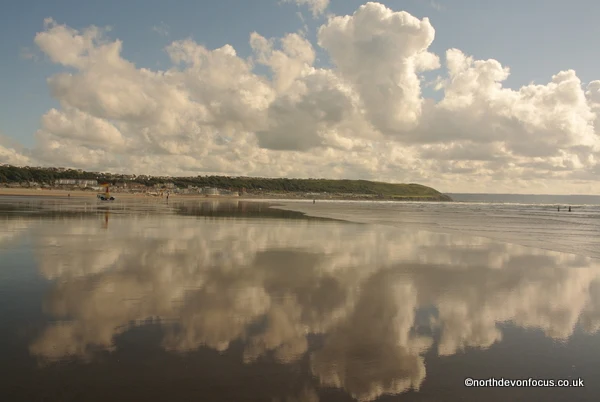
[239,178,452,200]
[0,165,452,200]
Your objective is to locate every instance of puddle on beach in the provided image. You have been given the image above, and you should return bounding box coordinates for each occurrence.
[0,197,598,401]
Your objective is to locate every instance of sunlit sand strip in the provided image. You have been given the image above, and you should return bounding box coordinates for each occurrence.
[0,188,240,200]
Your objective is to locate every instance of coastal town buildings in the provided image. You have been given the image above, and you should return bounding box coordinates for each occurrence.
[57,179,98,187]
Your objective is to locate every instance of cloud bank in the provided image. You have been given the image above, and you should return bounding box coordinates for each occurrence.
[4,2,600,193]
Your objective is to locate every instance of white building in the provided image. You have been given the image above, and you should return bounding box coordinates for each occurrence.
[57,179,77,185]
[56,179,98,187]
[78,179,98,187]
[203,187,219,195]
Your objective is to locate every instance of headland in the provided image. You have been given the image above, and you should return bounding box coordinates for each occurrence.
[0,165,452,201]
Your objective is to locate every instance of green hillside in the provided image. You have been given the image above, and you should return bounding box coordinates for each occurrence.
[0,165,452,201]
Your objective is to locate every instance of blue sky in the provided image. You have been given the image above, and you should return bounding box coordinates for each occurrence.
[1,0,599,194]
[2,0,599,147]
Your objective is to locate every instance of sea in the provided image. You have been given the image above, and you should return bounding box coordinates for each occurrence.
[270,193,600,260]
[1,195,599,401]
[448,193,600,205]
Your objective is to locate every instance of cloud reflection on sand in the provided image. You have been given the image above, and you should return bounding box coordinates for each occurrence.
[26,215,600,401]
[0,218,32,249]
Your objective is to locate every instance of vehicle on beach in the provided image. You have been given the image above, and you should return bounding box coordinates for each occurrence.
[97,184,115,201]
[97,194,115,201]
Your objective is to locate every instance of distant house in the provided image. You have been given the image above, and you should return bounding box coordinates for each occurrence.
[203,187,219,195]
[56,179,97,187]
[78,179,97,187]
[57,179,77,185]
[151,182,175,189]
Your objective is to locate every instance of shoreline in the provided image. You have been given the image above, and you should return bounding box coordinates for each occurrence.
[0,188,451,202]
[0,188,241,200]
[2,188,598,260]
[268,201,600,261]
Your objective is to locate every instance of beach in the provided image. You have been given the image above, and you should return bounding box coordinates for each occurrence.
[2,189,599,259]
[270,199,600,260]
[0,187,448,201]
[1,196,598,401]
[0,187,235,199]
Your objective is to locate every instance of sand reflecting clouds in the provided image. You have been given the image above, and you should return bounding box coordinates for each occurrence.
[0,218,32,249]
[24,215,600,400]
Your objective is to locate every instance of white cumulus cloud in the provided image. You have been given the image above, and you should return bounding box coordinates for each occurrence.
[2,2,599,193]
[283,0,330,18]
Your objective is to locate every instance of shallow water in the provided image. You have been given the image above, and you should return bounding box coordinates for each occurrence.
[1,197,599,401]
[272,200,600,260]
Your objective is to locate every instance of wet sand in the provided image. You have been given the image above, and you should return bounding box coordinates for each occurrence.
[270,200,600,260]
[1,198,598,401]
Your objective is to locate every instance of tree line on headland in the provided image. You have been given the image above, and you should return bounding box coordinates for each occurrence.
[0,165,452,201]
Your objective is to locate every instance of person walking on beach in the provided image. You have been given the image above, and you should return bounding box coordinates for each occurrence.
[569,206,571,212]
[313,199,315,204]
[558,206,560,212]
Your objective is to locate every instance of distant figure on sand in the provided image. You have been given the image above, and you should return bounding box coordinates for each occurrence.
[313,199,315,204]
[569,206,571,212]
[558,206,560,211]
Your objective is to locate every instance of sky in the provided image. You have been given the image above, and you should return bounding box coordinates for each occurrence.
[1,0,600,194]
